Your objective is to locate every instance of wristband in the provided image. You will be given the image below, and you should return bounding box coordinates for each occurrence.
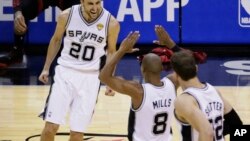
[171,45,181,52]
[14,6,22,13]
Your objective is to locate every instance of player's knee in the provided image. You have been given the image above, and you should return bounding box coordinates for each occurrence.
[42,122,59,136]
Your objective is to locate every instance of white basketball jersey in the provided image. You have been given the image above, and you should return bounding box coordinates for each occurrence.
[58,5,111,71]
[176,83,224,141]
[128,77,176,141]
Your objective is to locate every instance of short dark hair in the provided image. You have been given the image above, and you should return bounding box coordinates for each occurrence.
[170,50,197,81]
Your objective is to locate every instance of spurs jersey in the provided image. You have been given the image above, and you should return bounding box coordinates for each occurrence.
[128,77,176,141]
[176,83,224,141]
[58,5,111,71]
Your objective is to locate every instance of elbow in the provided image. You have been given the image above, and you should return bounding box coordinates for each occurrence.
[199,125,214,141]
[204,127,214,141]
[98,71,106,84]
[207,131,214,141]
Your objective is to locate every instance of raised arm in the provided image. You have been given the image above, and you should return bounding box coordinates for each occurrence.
[99,31,143,107]
[154,25,207,64]
[175,94,214,141]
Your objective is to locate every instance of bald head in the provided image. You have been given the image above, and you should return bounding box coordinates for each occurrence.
[142,53,162,74]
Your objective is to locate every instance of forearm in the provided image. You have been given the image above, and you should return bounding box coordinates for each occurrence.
[191,119,214,141]
[106,53,117,75]
[165,39,176,49]
[43,38,62,71]
[100,50,125,82]
[108,50,125,68]
[198,133,213,141]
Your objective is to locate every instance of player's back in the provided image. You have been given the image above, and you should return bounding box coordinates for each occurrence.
[176,82,225,141]
[128,77,176,141]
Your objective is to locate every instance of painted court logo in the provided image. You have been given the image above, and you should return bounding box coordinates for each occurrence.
[239,0,250,27]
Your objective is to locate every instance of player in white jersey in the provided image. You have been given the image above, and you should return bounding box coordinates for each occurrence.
[127,77,176,141]
[177,83,224,141]
[170,50,242,141]
[38,0,120,141]
[155,25,243,140]
[99,31,178,141]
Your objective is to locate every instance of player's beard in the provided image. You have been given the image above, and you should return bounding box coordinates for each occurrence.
[88,10,99,21]
[81,5,100,22]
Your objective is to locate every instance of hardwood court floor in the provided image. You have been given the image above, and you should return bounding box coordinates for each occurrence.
[0,86,249,141]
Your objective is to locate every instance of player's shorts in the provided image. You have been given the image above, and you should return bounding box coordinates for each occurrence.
[39,65,100,132]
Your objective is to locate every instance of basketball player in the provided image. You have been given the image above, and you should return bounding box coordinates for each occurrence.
[0,0,80,68]
[170,50,242,141]
[154,25,243,140]
[38,0,120,140]
[99,31,178,141]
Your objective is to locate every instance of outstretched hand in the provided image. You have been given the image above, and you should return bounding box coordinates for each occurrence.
[118,31,140,53]
[153,25,175,49]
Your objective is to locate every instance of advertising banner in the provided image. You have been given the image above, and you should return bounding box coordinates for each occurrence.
[182,0,250,44]
[0,0,249,45]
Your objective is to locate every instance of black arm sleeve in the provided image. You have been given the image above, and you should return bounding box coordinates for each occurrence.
[223,108,243,135]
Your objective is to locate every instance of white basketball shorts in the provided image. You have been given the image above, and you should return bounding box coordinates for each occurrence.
[40,65,100,132]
